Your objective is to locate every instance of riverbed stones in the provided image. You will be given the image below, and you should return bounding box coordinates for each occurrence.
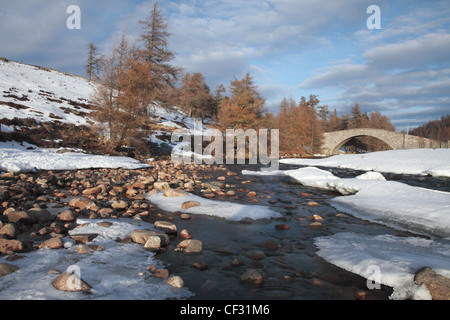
[0,263,19,277]
[240,269,263,285]
[414,267,450,300]
[69,233,98,244]
[154,221,177,235]
[244,250,266,260]
[130,229,155,244]
[6,210,33,224]
[163,188,188,198]
[0,224,17,239]
[184,240,202,254]
[52,272,92,292]
[181,201,200,210]
[144,233,170,251]
[0,239,23,253]
[166,276,184,288]
[39,237,64,249]
[57,209,76,222]
[77,244,105,254]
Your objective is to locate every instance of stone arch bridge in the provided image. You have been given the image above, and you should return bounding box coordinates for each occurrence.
[322,128,448,156]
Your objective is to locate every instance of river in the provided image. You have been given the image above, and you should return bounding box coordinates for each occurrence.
[144,163,449,300]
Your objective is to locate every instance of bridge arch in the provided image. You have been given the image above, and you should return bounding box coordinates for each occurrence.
[322,128,447,156]
[322,128,405,155]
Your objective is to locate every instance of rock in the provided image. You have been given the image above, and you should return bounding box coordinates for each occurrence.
[180,213,191,220]
[184,239,202,254]
[97,221,113,227]
[414,267,450,300]
[77,244,105,254]
[231,258,245,267]
[0,239,23,253]
[111,200,128,209]
[274,223,290,230]
[307,201,319,207]
[126,188,138,197]
[181,201,200,210]
[179,229,192,239]
[163,188,188,198]
[152,268,169,279]
[308,222,322,229]
[312,214,323,221]
[226,190,236,196]
[57,209,77,222]
[154,221,177,235]
[166,276,184,288]
[240,269,263,285]
[82,186,102,195]
[154,181,170,192]
[144,234,170,250]
[6,211,33,224]
[192,262,209,271]
[0,224,17,239]
[70,233,99,244]
[98,208,114,216]
[27,208,54,223]
[0,263,19,277]
[52,272,92,292]
[130,229,156,244]
[259,239,280,250]
[39,237,64,249]
[244,250,266,260]
[69,198,94,210]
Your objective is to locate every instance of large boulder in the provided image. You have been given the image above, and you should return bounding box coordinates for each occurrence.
[52,272,92,292]
[0,263,19,277]
[0,239,23,253]
[414,267,450,300]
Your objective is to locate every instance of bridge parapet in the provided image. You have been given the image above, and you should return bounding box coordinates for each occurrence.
[322,128,448,156]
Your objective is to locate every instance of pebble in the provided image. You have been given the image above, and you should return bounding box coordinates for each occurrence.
[166,276,184,288]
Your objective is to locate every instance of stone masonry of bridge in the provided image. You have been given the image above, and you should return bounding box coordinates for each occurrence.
[322,128,449,156]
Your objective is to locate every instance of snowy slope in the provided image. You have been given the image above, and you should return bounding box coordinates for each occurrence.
[0,59,95,125]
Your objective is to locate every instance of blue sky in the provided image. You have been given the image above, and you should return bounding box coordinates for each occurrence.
[1,0,449,131]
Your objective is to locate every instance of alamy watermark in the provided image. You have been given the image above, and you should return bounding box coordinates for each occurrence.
[366,265,382,290]
[66,5,81,30]
[367,5,381,30]
[171,120,280,171]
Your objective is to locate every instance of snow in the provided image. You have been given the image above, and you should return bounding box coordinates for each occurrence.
[279,148,450,177]
[147,191,282,221]
[0,141,150,173]
[283,167,450,238]
[0,218,193,300]
[0,59,95,125]
[315,232,450,300]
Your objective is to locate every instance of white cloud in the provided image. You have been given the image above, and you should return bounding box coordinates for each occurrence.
[364,32,450,70]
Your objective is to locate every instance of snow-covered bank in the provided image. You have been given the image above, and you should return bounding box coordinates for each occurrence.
[280,149,450,177]
[283,167,450,238]
[0,59,94,125]
[315,232,450,300]
[0,141,149,173]
[0,218,193,300]
[147,191,281,221]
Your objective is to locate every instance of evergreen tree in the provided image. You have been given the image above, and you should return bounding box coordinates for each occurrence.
[85,42,100,82]
[139,1,181,101]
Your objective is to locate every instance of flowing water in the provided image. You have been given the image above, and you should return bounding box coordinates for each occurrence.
[148,163,449,300]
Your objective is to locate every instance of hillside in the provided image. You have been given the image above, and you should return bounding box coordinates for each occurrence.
[0,58,202,157]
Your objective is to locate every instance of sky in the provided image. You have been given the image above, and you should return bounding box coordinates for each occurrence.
[0,0,449,131]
